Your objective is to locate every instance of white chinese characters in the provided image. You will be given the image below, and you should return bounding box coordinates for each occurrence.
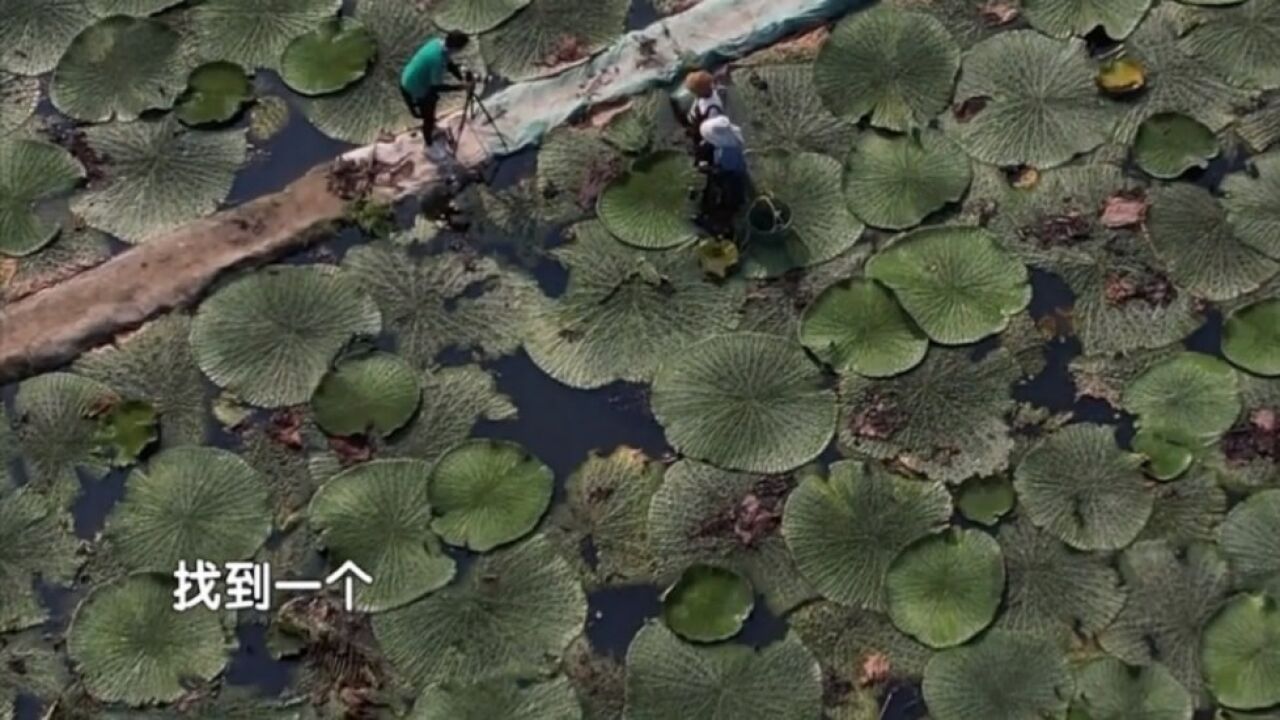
[172,560,371,611]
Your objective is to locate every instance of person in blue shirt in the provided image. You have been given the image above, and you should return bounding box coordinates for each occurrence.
[697,115,750,238]
[400,32,471,147]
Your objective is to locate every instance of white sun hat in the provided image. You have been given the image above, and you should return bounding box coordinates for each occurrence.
[700,115,744,149]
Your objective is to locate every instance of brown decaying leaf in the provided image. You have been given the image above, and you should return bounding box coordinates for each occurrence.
[538,35,590,69]
[694,475,792,547]
[1100,191,1149,228]
[1103,268,1176,308]
[952,96,989,123]
[850,393,904,440]
[268,408,305,450]
[1222,407,1280,463]
[979,1,1020,26]
[327,435,372,466]
[1019,211,1090,248]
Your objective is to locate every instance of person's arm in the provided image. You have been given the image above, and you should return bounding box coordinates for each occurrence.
[447,59,465,81]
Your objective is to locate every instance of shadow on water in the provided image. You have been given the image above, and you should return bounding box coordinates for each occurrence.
[70,470,128,540]
[627,0,661,31]
[225,623,297,696]
[586,585,662,657]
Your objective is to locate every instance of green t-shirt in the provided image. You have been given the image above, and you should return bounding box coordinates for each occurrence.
[400,37,447,100]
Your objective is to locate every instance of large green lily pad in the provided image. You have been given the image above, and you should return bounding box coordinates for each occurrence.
[1201,592,1280,710]
[0,72,38,137]
[799,278,929,378]
[12,373,118,506]
[431,0,532,33]
[1219,490,1280,595]
[1021,0,1152,39]
[923,630,1073,720]
[597,152,701,250]
[312,352,421,437]
[1070,657,1193,720]
[1223,149,1280,261]
[280,18,377,96]
[843,129,971,231]
[174,62,253,127]
[0,138,84,257]
[886,528,1005,648]
[727,63,858,156]
[1224,300,1280,377]
[1123,352,1241,446]
[480,0,628,81]
[410,676,581,720]
[0,489,80,633]
[1181,0,1280,91]
[0,0,94,75]
[192,0,341,70]
[661,564,754,643]
[50,16,187,123]
[1134,113,1219,179]
[428,439,554,552]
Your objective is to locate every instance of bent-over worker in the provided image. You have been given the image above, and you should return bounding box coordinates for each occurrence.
[400,31,471,149]
[698,115,749,239]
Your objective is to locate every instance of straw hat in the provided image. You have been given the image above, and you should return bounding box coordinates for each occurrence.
[683,70,715,98]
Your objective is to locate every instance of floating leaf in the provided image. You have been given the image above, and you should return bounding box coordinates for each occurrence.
[838,346,1021,484]
[996,517,1125,644]
[50,16,187,122]
[783,460,951,610]
[535,128,624,224]
[13,373,118,506]
[1181,0,1280,91]
[1146,184,1278,302]
[597,152,701,250]
[945,31,1114,167]
[1097,56,1147,95]
[1219,490,1280,595]
[1133,113,1218,179]
[68,575,229,705]
[0,488,80,633]
[0,0,95,75]
[0,138,84,257]
[387,365,517,463]
[624,623,822,720]
[799,278,929,378]
[741,151,866,278]
[410,676,581,720]
[480,0,628,81]
[374,535,586,686]
[1223,149,1280,261]
[955,475,1015,525]
[648,460,814,613]
[191,265,382,408]
[922,630,1073,720]
[1014,423,1152,550]
[193,0,341,70]
[1123,352,1241,446]
[312,352,421,437]
[280,18,376,96]
[91,400,158,467]
[727,63,858,156]
[174,61,253,126]
[867,225,1031,345]
[432,0,532,33]
[1021,0,1152,39]
[73,117,247,244]
[886,529,1005,648]
[1133,428,1195,480]
[814,8,961,132]
[1139,468,1227,546]
[309,458,456,612]
[525,221,742,389]
[1099,540,1231,694]
[790,600,934,682]
[662,564,754,643]
[1201,592,1280,710]
[0,72,38,136]
[651,333,836,474]
[429,439,554,552]
[106,447,272,572]
[1071,658,1193,720]
[842,130,971,231]
[1223,299,1280,377]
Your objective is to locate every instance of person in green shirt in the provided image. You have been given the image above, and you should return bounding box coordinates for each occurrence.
[400,31,471,148]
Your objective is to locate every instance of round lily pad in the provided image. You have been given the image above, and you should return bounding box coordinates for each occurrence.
[597,152,701,250]
[945,30,1114,167]
[309,458,456,612]
[175,62,253,127]
[312,352,421,437]
[1219,489,1280,595]
[955,475,1015,526]
[12,373,118,507]
[68,575,228,705]
[650,333,836,474]
[783,460,951,610]
[1201,592,1280,709]
[814,7,960,132]
[1181,0,1280,91]
[1021,0,1152,39]
[410,676,582,720]
[1070,657,1193,720]
[1014,424,1152,550]
[191,265,382,408]
[1132,428,1195,481]
[727,63,858,157]
[0,0,94,76]
[0,138,84,257]
[431,0,532,33]
[558,448,664,586]
[624,623,823,720]
[192,0,342,70]
[799,278,929,378]
[105,447,272,572]
[1134,113,1219,179]
[281,18,377,96]
[1123,352,1241,446]
[886,528,1005,648]
[50,16,187,123]
[428,440,554,552]
[1224,299,1280,377]
[923,630,1073,720]
[866,225,1031,345]
[1223,150,1280,261]
[661,564,754,643]
[842,129,972,230]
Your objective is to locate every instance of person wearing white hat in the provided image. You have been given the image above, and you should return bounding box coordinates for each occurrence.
[697,115,749,238]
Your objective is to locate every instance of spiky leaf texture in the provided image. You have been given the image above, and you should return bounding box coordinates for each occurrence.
[431,0,532,33]
[1219,490,1280,595]
[74,314,207,447]
[0,631,67,717]
[12,373,118,506]
[309,458,456,612]
[814,8,960,131]
[0,0,94,75]
[1124,352,1242,445]
[428,439,553,552]
[410,676,581,720]
[192,0,341,70]
[783,460,951,610]
[387,365,517,463]
[648,460,814,613]
[1070,657,1193,720]
[728,63,858,156]
[843,130,971,231]
[886,529,1005,648]
[597,152,701,250]
[526,221,742,389]
[191,265,381,408]
[68,575,229,705]
[922,630,1073,720]
[480,0,628,81]
[1134,113,1219,179]
[1181,0,1280,91]
[1099,540,1231,694]
[838,346,1020,484]
[73,118,247,244]
[1223,149,1280,261]
[651,333,836,474]
[0,488,80,632]
[535,128,624,224]
[1201,592,1280,709]
[343,242,538,368]
[312,352,421,437]
[995,517,1125,645]
[789,601,933,680]
[800,278,929,378]
[0,72,38,137]
[624,623,822,720]
[1138,468,1227,547]
[945,31,1114,167]
[106,447,272,572]
[1021,0,1152,39]
[741,151,866,278]
[373,535,586,686]
[0,138,84,257]
[867,225,1030,344]
[1014,423,1152,550]
[50,16,187,122]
